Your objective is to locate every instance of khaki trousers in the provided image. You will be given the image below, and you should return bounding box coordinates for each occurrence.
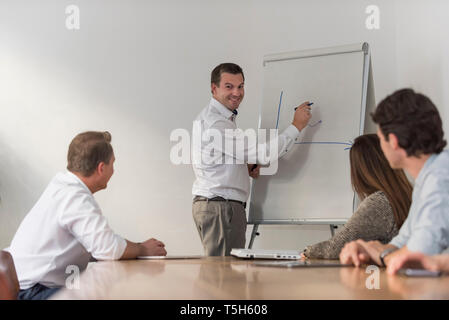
[192,199,247,256]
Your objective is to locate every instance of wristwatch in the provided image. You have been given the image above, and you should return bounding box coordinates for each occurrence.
[379,247,398,267]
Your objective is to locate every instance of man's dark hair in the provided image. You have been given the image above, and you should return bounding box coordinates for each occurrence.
[211,63,244,87]
[67,131,114,177]
[372,88,446,156]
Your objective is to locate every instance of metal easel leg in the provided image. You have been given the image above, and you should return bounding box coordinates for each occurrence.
[329,224,336,237]
[248,224,260,249]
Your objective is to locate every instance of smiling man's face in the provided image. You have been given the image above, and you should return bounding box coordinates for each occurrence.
[211,72,244,111]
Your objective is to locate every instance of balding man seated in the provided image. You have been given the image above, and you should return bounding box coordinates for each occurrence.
[8,131,167,300]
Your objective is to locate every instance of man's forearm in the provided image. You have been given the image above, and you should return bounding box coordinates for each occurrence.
[120,240,143,260]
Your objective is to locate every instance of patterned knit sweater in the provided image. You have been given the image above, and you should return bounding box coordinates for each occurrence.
[303,191,399,259]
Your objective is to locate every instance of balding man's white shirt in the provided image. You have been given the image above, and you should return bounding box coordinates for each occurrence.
[7,171,127,289]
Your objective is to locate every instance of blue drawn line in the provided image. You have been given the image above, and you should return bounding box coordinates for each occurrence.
[275,90,283,129]
[276,90,321,129]
[274,90,352,151]
[344,140,354,150]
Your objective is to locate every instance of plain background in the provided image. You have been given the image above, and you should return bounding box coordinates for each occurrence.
[1,0,448,254]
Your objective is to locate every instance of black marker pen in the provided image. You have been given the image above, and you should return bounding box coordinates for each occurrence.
[295,102,314,111]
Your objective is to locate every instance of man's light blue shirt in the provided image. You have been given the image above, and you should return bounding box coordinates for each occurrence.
[390,149,449,254]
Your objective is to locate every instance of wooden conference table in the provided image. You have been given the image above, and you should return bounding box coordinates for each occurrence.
[52,257,449,300]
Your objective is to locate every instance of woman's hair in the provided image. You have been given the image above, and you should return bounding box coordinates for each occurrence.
[350,134,412,228]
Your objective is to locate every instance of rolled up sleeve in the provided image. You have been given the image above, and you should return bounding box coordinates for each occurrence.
[58,191,127,260]
[389,223,410,249]
[208,120,300,165]
[405,190,449,254]
[393,169,449,254]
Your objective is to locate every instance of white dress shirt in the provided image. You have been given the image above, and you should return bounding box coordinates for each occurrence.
[7,171,127,289]
[192,97,300,202]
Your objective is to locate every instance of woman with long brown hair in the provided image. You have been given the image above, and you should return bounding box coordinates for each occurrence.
[302,134,413,259]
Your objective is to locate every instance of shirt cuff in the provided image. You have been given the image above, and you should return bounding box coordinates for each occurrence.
[406,234,444,255]
[389,236,404,249]
[282,124,300,141]
[113,235,128,260]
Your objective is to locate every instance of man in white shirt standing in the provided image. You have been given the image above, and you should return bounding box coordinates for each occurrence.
[8,131,167,300]
[192,63,312,256]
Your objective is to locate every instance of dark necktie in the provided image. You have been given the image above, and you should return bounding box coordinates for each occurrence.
[231,109,238,121]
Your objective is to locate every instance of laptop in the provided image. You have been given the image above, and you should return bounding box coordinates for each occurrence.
[230,248,301,260]
[252,260,352,268]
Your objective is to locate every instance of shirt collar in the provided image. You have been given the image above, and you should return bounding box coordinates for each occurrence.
[210,97,237,121]
[66,170,93,195]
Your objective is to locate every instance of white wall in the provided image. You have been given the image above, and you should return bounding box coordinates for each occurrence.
[0,0,448,253]
[394,0,449,133]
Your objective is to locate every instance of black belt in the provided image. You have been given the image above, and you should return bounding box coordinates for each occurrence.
[194,196,246,209]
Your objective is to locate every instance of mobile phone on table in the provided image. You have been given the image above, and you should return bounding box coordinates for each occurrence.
[397,268,442,277]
